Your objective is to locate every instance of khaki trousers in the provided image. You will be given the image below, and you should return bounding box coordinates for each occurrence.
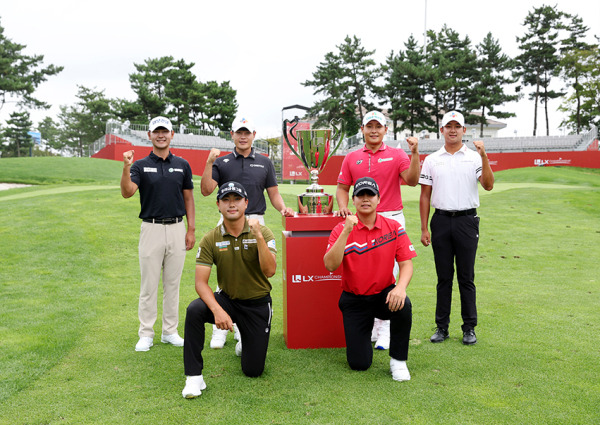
[138,220,186,338]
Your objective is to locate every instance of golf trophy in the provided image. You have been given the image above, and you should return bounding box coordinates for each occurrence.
[282,117,344,214]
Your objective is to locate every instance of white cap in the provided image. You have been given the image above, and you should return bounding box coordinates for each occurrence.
[362,111,387,127]
[441,111,465,127]
[232,117,256,133]
[149,116,173,132]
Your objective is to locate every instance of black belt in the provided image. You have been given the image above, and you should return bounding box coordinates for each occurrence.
[435,208,476,217]
[142,217,183,224]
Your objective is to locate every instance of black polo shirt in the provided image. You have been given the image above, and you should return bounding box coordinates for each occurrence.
[212,148,278,215]
[130,152,194,220]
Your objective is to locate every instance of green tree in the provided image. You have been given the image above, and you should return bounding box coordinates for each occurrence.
[426,25,477,129]
[557,14,596,134]
[111,98,146,124]
[378,36,435,137]
[303,35,377,137]
[37,116,64,152]
[465,32,519,137]
[558,44,600,132]
[58,86,113,157]
[191,81,238,132]
[0,19,63,112]
[515,5,566,136]
[129,56,173,118]
[2,110,32,157]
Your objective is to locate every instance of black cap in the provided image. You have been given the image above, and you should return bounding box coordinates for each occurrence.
[217,181,248,200]
[353,177,380,197]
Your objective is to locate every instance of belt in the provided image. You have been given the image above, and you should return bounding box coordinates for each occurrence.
[142,217,183,224]
[435,208,476,217]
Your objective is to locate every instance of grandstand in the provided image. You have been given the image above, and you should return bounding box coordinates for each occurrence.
[343,125,598,154]
[90,120,269,155]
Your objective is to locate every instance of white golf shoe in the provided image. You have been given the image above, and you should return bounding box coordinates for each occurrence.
[182,375,207,398]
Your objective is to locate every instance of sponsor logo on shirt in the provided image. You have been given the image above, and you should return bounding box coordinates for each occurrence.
[409,244,415,251]
[356,160,363,165]
[378,157,393,163]
[216,241,230,251]
[250,164,265,168]
[144,167,158,173]
[169,168,184,173]
[196,247,201,258]
[223,159,230,163]
[267,239,276,250]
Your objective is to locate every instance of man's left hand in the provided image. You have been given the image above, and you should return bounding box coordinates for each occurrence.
[473,140,486,156]
[406,137,419,154]
[386,286,407,312]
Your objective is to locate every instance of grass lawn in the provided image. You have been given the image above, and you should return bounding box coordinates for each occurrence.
[0,157,599,424]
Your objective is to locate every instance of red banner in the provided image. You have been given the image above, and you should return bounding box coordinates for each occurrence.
[283,121,311,180]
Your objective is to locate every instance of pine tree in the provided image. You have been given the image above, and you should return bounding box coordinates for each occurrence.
[3,110,33,157]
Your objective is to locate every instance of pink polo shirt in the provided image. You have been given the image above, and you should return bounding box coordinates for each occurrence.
[337,144,411,212]
[326,215,416,295]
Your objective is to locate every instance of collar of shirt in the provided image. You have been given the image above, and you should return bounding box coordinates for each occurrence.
[354,214,383,231]
[232,147,256,159]
[441,143,467,156]
[361,143,387,153]
[220,218,250,237]
[149,151,173,162]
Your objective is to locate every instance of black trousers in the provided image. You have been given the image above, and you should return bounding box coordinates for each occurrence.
[430,212,480,331]
[338,285,412,371]
[183,292,272,378]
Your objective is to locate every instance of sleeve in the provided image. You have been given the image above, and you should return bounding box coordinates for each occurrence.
[196,234,215,267]
[261,226,277,253]
[418,156,432,186]
[395,225,417,263]
[325,222,343,254]
[211,159,221,185]
[130,160,141,186]
[474,152,483,180]
[337,154,353,185]
[396,149,411,174]
[183,160,194,190]
[265,159,278,188]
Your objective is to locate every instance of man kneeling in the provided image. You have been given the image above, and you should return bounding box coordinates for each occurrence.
[182,181,277,398]
[324,177,416,381]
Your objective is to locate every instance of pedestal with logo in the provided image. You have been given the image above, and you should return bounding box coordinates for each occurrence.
[282,214,346,349]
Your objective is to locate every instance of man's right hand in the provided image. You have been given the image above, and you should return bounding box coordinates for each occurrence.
[208,148,220,163]
[123,150,134,166]
[343,215,358,234]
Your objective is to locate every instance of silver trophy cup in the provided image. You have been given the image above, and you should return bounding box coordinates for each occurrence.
[282,117,344,214]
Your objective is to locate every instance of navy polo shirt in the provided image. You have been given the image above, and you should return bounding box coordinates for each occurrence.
[130,152,194,220]
[212,148,278,215]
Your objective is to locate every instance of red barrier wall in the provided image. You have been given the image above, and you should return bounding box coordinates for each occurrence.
[93,142,600,183]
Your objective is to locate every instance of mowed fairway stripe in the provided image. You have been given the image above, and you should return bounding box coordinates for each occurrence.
[0,185,118,202]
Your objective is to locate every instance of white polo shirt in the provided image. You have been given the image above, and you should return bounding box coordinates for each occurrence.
[419,144,482,211]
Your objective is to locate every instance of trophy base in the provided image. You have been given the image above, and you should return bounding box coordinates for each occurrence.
[297,191,334,215]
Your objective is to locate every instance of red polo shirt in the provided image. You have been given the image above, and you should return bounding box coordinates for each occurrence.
[337,144,411,212]
[326,215,417,296]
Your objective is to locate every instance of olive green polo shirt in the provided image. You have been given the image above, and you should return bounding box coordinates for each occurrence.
[196,219,277,300]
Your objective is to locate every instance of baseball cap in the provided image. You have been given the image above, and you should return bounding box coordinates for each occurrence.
[353,177,380,197]
[217,181,248,200]
[232,117,256,133]
[362,111,387,127]
[149,116,173,132]
[441,111,465,127]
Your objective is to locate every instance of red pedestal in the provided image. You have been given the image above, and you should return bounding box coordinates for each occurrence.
[282,214,346,349]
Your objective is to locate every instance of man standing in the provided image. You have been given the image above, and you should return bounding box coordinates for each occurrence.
[200,116,292,349]
[182,181,277,398]
[419,110,494,346]
[324,177,416,381]
[336,110,420,350]
[120,116,196,352]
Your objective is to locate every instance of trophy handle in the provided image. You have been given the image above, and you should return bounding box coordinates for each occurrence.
[328,120,345,157]
[282,116,303,164]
